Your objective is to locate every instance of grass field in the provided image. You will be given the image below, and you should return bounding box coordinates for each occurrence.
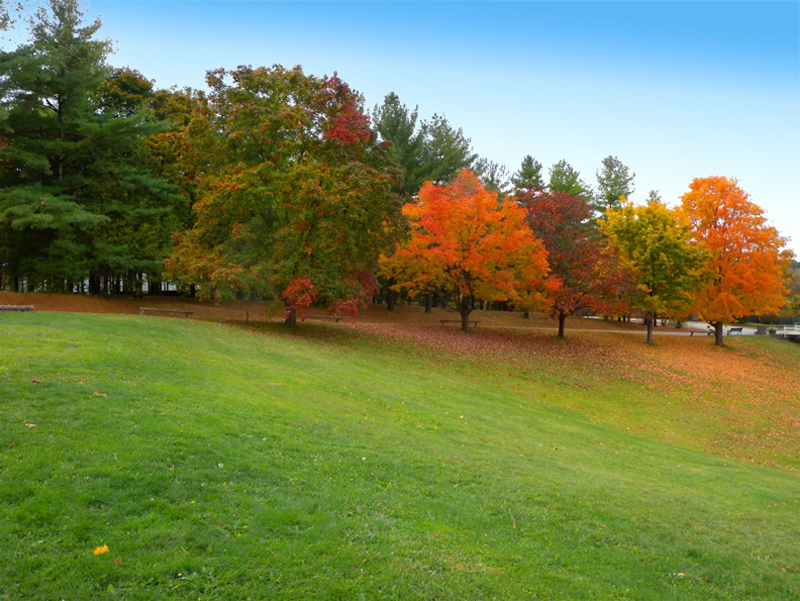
[1,309,799,599]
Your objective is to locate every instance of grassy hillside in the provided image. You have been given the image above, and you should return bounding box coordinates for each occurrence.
[1,312,798,599]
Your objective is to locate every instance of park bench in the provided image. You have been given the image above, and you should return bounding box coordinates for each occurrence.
[440,319,479,328]
[0,305,35,311]
[138,307,192,317]
[693,326,744,337]
[301,315,344,323]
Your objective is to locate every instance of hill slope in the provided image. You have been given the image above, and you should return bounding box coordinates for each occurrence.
[1,312,798,599]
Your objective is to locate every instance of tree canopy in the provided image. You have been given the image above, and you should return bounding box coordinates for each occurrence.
[595,155,635,215]
[511,155,546,193]
[165,66,404,322]
[380,170,551,331]
[372,93,476,197]
[0,0,180,293]
[522,189,611,337]
[548,159,592,198]
[600,200,709,345]
[680,176,793,345]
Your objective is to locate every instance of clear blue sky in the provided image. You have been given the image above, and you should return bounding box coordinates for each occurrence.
[9,0,800,257]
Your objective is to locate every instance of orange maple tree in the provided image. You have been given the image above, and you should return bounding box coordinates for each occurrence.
[680,176,793,346]
[380,170,552,331]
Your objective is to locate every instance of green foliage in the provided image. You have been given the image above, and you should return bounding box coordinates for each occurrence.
[474,157,510,196]
[548,159,592,198]
[511,154,546,192]
[595,155,635,215]
[0,0,181,292]
[371,92,426,197]
[420,113,477,185]
[372,93,476,196]
[167,67,404,310]
[601,200,709,343]
[646,189,663,204]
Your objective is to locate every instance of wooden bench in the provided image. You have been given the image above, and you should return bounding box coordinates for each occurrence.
[691,326,744,337]
[440,319,479,328]
[138,307,192,317]
[0,305,35,311]
[301,314,344,323]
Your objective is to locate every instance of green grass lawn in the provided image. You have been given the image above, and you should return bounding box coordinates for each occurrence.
[1,312,798,599]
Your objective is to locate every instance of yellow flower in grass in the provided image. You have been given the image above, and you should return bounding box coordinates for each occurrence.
[93,544,109,556]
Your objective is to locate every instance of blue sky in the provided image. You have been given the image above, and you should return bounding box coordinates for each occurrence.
[7,1,800,256]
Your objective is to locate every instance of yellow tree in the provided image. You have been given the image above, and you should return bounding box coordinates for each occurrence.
[380,170,551,331]
[601,200,709,345]
[680,177,793,346]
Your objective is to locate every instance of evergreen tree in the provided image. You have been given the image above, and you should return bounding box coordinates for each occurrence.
[474,158,510,197]
[646,190,663,205]
[0,0,180,293]
[548,159,591,198]
[420,113,477,186]
[372,92,426,198]
[372,93,476,196]
[511,155,545,192]
[595,155,635,215]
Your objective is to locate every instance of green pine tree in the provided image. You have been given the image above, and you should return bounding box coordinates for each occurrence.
[511,155,545,192]
[548,159,591,198]
[0,0,180,293]
[420,113,477,186]
[372,92,426,198]
[595,155,635,216]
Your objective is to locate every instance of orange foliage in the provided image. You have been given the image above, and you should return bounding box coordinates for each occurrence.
[680,177,793,323]
[380,171,551,328]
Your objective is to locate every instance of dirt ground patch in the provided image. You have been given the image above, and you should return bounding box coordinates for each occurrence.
[2,291,668,332]
[0,292,278,322]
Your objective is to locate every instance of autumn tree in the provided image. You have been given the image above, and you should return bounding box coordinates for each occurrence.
[522,190,611,337]
[595,155,635,215]
[788,264,800,315]
[680,176,793,346]
[166,66,404,325]
[601,200,709,345]
[380,170,551,332]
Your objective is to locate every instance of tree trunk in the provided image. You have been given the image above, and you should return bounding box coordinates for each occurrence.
[558,311,567,338]
[387,288,396,311]
[425,292,433,313]
[459,295,472,332]
[713,320,724,347]
[645,312,654,345]
[89,275,101,295]
[285,307,297,328]
[149,278,162,295]
[523,310,530,319]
